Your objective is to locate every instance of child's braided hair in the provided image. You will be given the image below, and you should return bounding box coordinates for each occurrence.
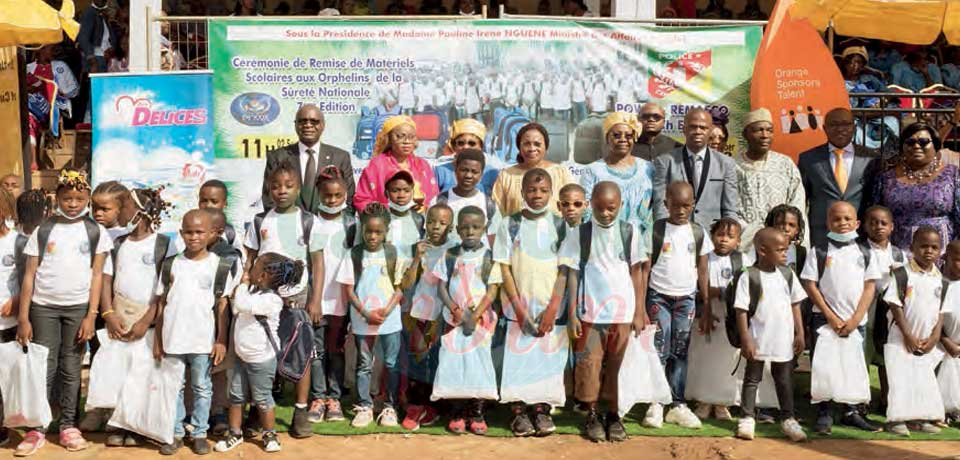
[316,165,346,189]
[92,180,129,208]
[256,252,306,292]
[16,190,48,234]
[131,186,173,231]
[56,168,91,194]
[764,204,805,245]
[360,202,391,227]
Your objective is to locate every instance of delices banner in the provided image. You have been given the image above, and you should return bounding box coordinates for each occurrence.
[91,72,214,235]
[210,19,762,222]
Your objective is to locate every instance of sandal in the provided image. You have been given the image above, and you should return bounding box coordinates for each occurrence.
[59,428,89,452]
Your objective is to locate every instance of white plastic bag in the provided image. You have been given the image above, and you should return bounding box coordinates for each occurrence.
[431,322,499,401]
[685,328,742,406]
[0,342,52,428]
[108,350,185,445]
[499,322,569,406]
[86,330,153,410]
[938,355,960,412]
[618,326,672,417]
[811,327,871,405]
[885,343,944,422]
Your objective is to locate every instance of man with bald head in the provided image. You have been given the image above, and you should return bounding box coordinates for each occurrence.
[261,104,356,213]
[653,107,740,226]
[633,103,682,161]
[798,107,878,248]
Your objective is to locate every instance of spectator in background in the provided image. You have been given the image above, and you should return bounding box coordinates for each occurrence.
[698,0,732,19]
[232,0,263,16]
[108,35,129,73]
[942,47,960,90]
[563,0,594,16]
[77,0,118,75]
[274,1,292,14]
[737,0,767,20]
[158,11,184,71]
[841,46,885,107]
[868,41,902,74]
[708,125,728,155]
[891,50,943,91]
[458,0,478,15]
[26,45,79,170]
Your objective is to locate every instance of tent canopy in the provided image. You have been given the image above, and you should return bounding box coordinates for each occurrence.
[790,0,960,45]
[0,0,79,48]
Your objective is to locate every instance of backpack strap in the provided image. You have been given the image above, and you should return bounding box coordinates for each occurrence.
[342,212,358,248]
[651,219,666,266]
[110,234,130,274]
[223,223,236,246]
[856,241,872,272]
[940,278,950,311]
[35,219,55,267]
[692,222,704,266]
[443,245,463,291]
[350,245,364,286]
[299,207,314,251]
[14,233,29,284]
[485,195,497,230]
[578,222,592,276]
[153,234,171,276]
[619,220,633,266]
[212,255,235,302]
[553,214,567,251]
[481,248,493,284]
[384,243,398,287]
[794,244,807,274]
[730,251,743,274]
[81,217,100,267]
[777,265,795,290]
[160,255,177,302]
[746,267,762,317]
[892,265,909,306]
[436,191,449,204]
[508,213,522,242]
[256,314,281,357]
[815,244,828,282]
[253,211,268,251]
[411,212,425,240]
[892,246,905,264]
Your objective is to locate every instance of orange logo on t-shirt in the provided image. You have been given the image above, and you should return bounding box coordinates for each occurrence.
[824,255,833,269]
[662,242,672,254]
[45,241,56,255]
[260,228,269,241]
[905,285,913,301]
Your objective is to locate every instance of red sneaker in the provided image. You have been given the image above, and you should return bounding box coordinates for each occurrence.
[420,406,439,426]
[469,417,488,436]
[402,405,424,431]
[447,417,466,434]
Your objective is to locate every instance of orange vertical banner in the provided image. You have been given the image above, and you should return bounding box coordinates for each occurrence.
[750,0,850,162]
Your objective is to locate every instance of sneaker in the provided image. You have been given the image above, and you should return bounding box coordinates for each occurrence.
[447,417,466,434]
[572,400,590,416]
[78,409,108,432]
[378,407,399,427]
[714,406,733,421]
[468,416,488,435]
[919,422,942,434]
[58,428,89,452]
[532,406,556,436]
[756,409,776,424]
[665,404,702,429]
[307,399,326,424]
[214,433,243,453]
[781,418,807,442]
[584,411,605,443]
[191,437,210,455]
[243,408,261,439]
[159,438,183,456]
[123,433,142,447]
[841,412,881,432]
[0,428,10,448]
[694,403,712,420]
[814,414,834,435]
[210,413,229,436]
[325,399,346,422]
[511,412,536,437]
[642,403,664,428]
[402,405,425,431]
[14,430,46,457]
[106,431,126,447]
[736,417,756,440]
[420,406,439,426]
[351,406,374,428]
[262,431,281,453]
[888,422,910,436]
[605,413,627,442]
[289,406,313,438]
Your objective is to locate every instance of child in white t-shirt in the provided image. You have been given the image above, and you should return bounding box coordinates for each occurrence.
[939,241,960,425]
[561,181,648,443]
[883,227,947,436]
[385,170,425,261]
[644,181,712,430]
[91,180,136,242]
[215,253,305,454]
[433,149,501,247]
[336,203,408,429]
[801,201,880,434]
[17,169,111,455]
[734,228,807,442]
[153,209,239,455]
[0,193,20,448]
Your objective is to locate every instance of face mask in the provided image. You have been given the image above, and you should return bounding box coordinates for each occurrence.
[592,216,616,229]
[4,219,13,229]
[522,202,549,215]
[389,201,415,213]
[55,206,90,219]
[318,202,347,215]
[123,213,143,234]
[461,238,482,250]
[827,230,859,243]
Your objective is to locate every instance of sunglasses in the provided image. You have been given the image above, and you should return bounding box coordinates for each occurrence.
[609,132,635,140]
[296,118,322,126]
[905,138,932,148]
[560,200,585,208]
[455,139,480,147]
[640,114,664,121]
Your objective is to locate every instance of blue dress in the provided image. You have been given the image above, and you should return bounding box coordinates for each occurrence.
[580,158,655,249]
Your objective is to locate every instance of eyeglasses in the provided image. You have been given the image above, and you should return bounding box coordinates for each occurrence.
[609,132,635,140]
[905,137,932,147]
[826,121,854,129]
[560,201,585,208]
[455,139,480,147]
[390,132,417,142]
[640,114,664,122]
[296,118,322,126]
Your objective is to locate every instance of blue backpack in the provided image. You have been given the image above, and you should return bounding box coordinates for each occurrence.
[352,105,402,160]
[487,107,531,164]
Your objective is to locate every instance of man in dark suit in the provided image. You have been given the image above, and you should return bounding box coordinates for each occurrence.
[261,104,356,213]
[798,107,878,249]
[653,108,740,225]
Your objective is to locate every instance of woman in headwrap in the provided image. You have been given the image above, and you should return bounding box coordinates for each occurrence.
[491,122,575,217]
[434,118,501,195]
[579,112,655,239]
[353,115,439,212]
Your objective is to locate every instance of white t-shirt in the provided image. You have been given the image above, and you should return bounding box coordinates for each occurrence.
[437,189,502,245]
[335,247,408,336]
[232,285,282,364]
[734,268,807,362]
[244,209,320,295]
[387,210,422,260]
[868,240,904,294]
[708,251,755,290]
[432,246,503,326]
[0,232,20,330]
[25,220,112,306]
[311,215,357,316]
[942,280,960,344]
[882,261,945,347]
[104,233,178,306]
[560,220,647,324]
[154,253,239,355]
[649,222,713,296]
[409,240,457,321]
[800,242,881,325]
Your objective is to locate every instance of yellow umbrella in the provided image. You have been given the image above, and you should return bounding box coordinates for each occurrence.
[0,0,79,47]
[790,0,960,45]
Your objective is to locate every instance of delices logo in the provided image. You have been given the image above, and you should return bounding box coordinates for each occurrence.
[230,92,280,127]
[114,95,207,127]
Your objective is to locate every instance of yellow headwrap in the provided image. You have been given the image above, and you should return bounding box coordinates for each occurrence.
[446,118,487,152]
[602,112,642,140]
[57,169,90,192]
[373,115,417,156]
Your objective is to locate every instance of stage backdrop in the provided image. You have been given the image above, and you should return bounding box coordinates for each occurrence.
[91,71,214,235]
[210,19,762,225]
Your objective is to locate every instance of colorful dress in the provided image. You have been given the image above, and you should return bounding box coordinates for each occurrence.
[734,151,807,251]
[875,164,960,251]
[580,158,655,248]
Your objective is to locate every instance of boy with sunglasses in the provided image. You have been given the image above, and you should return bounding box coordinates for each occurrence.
[559,184,587,230]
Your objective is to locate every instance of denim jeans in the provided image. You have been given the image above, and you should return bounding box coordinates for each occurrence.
[171,353,213,439]
[309,315,348,401]
[29,303,88,430]
[230,358,277,410]
[646,290,696,405]
[810,313,867,417]
[355,332,401,408]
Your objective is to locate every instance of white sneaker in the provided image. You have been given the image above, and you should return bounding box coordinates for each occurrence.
[642,403,663,428]
[351,406,374,428]
[888,423,910,436]
[378,407,399,427]
[694,403,712,420]
[665,404,702,429]
[714,406,734,421]
[781,418,807,442]
[736,417,756,440]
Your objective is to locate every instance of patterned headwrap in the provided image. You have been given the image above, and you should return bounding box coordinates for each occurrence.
[446,118,487,152]
[602,112,642,140]
[373,115,417,156]
[57,169,90,192]
[131,186,173,231]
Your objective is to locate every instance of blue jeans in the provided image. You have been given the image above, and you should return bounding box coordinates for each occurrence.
[171,353,213,439]
[230,358,277,410]
[355,331,402,408]
[310,315,348,401]
[646,290,697,405]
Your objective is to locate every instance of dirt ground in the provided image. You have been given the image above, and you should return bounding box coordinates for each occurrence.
[14,432,960,460]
